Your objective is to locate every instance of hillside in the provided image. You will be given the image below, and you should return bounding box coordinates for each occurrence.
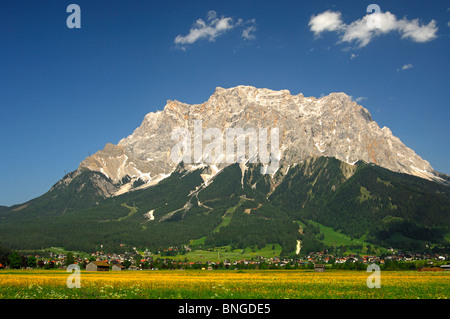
[1,156,448,256]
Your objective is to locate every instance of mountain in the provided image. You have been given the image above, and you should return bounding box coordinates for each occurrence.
[1,157,449,255]
[0,86,449,255]
[78,85,446,196]
[4,169,118,219]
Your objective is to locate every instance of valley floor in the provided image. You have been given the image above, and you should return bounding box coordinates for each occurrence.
[0,269,448,299]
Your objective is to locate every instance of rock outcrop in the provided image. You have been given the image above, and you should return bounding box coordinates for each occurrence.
[79,85,443,195]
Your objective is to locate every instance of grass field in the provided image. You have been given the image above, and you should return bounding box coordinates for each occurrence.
[0,269,448,299]
[157,244,283,262]
[305,220,389,255]
[307,220,369,247]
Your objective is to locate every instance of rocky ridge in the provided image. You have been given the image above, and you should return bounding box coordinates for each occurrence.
[78,85,443,196]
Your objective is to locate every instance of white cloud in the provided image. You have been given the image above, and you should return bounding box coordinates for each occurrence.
[349,96,367,103]
[309,10,438,48]
[242,19,257,40]
[174,11,256,49]
[398,63,414,71]
[340,17,373,47]
[174,11,234,45]
[397,18,438,42]
[207,10,217,21]
[309,10,344,35]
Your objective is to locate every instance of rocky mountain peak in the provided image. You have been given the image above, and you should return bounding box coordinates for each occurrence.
[78,85,443,196]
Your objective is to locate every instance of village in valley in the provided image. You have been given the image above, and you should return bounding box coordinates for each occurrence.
[2,244,449,272]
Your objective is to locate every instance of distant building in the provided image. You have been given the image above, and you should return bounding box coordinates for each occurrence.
[440,265,450,271]
[112,264,125,271]
[314,264,325,272]
[86,261,110,271]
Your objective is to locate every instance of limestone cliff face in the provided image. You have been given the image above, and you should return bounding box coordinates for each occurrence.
[79,85,442,195]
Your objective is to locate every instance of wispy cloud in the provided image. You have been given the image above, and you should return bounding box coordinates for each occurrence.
[397,63,414,71]
[174,11,256,49]
[242,19,257,40]
[309,10,438,48]
[349,95,367,103]
[174,11,233,45]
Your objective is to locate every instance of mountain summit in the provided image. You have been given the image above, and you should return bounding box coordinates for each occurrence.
[79,85,443,197]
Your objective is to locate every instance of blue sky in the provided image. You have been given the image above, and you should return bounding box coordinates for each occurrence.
[1,0,449,206]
